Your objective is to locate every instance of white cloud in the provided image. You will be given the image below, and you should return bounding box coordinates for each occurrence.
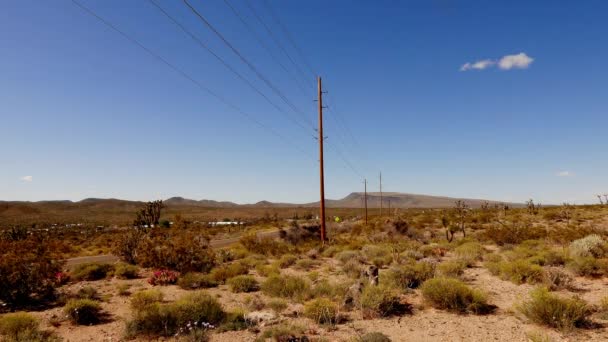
[498,52,534,70]
[20,176,33,182]
[461,52,534,71]
[556,171,573,177]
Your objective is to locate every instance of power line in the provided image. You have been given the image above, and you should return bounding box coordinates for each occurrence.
[222,0,311,98]
[148,0,312,133]
[262,0,316,78]
[242,0,313,89]
[71,0,315,161]
[183,0,315,130]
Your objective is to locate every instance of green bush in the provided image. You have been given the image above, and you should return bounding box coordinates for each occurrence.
[498,260,544,284]
[255,323,306,342]
[72,263,114,281]
[294,259,318,271]
[227,275,259,293]
[267,298,288,313]
[0,312,59,342]
[64,299,102,325]
[567,256,607,277]
[421,278,492,314]
[542,267,574,291]
[386,261,435,289]
[278,254,298,268]
[114,263,139,279]
[239,234,290,257]
[130,289,163,310]
[261,275,310,300]
[518,287,591,330]
[0,238,63,308]
[342,259,364,279]
[303,298,338,324]
[127,291,225,337]
[359,285,404,319]
[454,242,484,266]
[569,234,607,258]
[178,273,218,290]
[255,263,280,277]
[437,261,467,278]
[76,286,99,300]
[210,262,249,284]
[336,250,361,264]
[355,332,392,342]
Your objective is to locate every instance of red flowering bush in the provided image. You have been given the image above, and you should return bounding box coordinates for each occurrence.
[148,270,179,286]
[55,272,71,286]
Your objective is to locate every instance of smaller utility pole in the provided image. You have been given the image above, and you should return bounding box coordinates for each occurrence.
[388,200,391,217]
[364,179,368,225]
[379,172,383,217]
[318,76,326,243]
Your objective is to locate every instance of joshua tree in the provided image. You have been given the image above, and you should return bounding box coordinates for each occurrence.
[133,200,164,228]
[526,199,541,215]
[560,203,573,225]
[598,195,605,205]
[454,200,470,238]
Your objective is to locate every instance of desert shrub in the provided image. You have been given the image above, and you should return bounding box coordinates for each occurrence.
[359,285,405,319]
[76,286,99,300]
[421,278,493,314]
[454,242,484,266]
[570,235,607,258]
[533,249,569,267]
[178,273,218,290]
[117,284,131,296]
[0,238,63,307]
[386,261,435,289]
[543,267,574,291]
[437,261,467,278]
[210,262,249,284]
[355,332,392,342]
[64,299,102,325]
[255,264,280,277]
[130,289,163,310]
[498,260,544,284]
[227,275,259,293]
[267,298,288,313]
[134,231,216,273]
[261,275,310,300]
[336,250,362,264]
[255,323,306,342]
[216,249,235,264]
[418,243,449,258]
[342,259,364,279]
[483,223,545,245]
[310,279,338,299]
[361,245,393,268]
[304,298,338,325]
[127,291,225,337]
[0,312,59,342]
[148,269,179,286]
[240,234,290,257]
[218,310,248,332]
[567,257,607,277]
[278,254,298,268]
[114,263,139,279]
[294,259,318,271]
[518,287,591,330]
[72,263,113,281]
[113,229,145,264]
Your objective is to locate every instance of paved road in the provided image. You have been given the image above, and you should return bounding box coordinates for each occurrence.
[65,229,281,268]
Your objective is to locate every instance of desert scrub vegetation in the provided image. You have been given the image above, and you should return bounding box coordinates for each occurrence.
[114,263,139,279]
[227,275,259,293]
[454,241,485,266]
[566,256,608,277]
[148,269,179,286]
[569,234,607,258]
[303,298,339,325]
[436,260,467,278]
[277,254,298,268]
[355,332,392,342]
[210,261,249,283]
[0,312,59,342]
[385,260,435,289]
[261,274,310,300]
[255,323,306,342]
[359,285,407,319]
[421,278,493,314]
[0,237,63,308]
[64,299,103,325]
[126,291,226,338]
[178,272,218,290]
[72,262,114,281]
[130,289,164,310]
[485,256,544,285]
[239,233,290,256]
[518,287,592,330]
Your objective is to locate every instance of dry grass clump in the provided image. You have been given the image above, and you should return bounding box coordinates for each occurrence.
[294,259,319,271]
[567,256,608,277]
[240,233,290,256]
[64,299,103,325]
[130,289,164,310]
[542,267,574,291]
[303,298,339,325]
[437,260,467,278]
[255,263,280,277]
[114,263,139,279]
[227,275,259,293]
[267,298,288,314]
[342,259,365,279]
[569,234,607,258]
[454,241,485,266]
[336,250,363,264]
[359,285,407,319]
[361,245,393,268]
[485,258,544,285]
[255,323,306,342]
[518,287,592,330]
[0,312,59,342]
[386,260,435,289]
[209,261,249,284]
[421,278,493,314]
[178,272,218,290]
[355,332,392,342]
[483,223,545,246]
[278,254,298,268]
[75,286,99,300]
[72,263,114,281]
[261,275,310,300]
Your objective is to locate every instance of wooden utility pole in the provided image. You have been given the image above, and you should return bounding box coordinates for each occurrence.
[379,172,383,217]
[364,179,368,225]
[388,200,391,217]
[318,76,326,243]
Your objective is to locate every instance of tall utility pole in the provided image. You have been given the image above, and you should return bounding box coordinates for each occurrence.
[318,76,326,243]
[388,200,391,217]
[364,179,368,225]
[379,172,383,217]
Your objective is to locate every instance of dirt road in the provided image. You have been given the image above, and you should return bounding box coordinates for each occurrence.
[65,229,281,268]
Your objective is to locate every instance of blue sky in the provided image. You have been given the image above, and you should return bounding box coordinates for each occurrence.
[1,0,606,204]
